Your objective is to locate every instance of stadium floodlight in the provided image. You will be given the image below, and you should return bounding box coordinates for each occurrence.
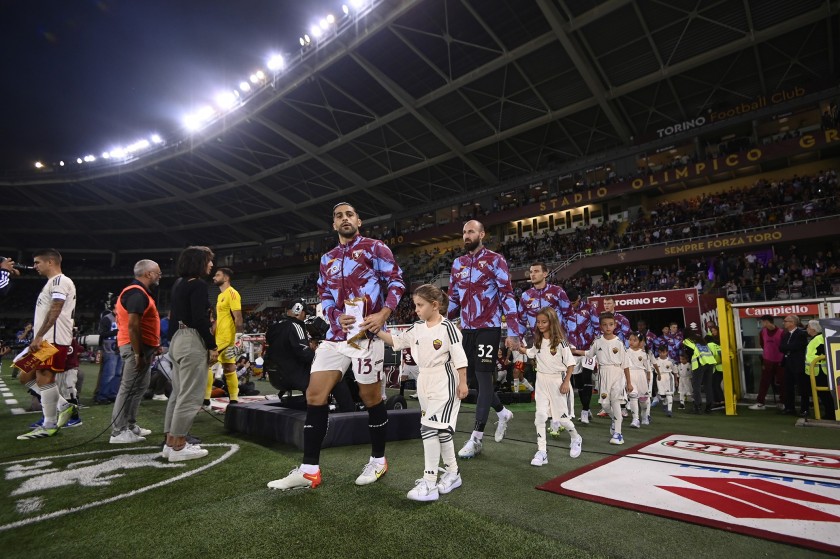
[215,91,237,110]
[326,14,335,24]
[350,0,364,9]
[267,54,284,71]
[184,113,201,131]
[110,147,126,159]
[150,134,163,144]
[59,161,65,166]
[83,154,96,162]
[239,81,251,92]
[319,18,329,30]
[126,139,151,153]
[102,151,111,159]
[249,73,259,84]
[34,161,43,169]
[255,70,266,81]
[304,34,311,44]
[310,24,323,39]
[299,37,305,46]
[76,158,83,164]
[342,4,349,15]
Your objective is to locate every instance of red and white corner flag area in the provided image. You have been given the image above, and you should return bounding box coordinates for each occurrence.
[538,434,840,555]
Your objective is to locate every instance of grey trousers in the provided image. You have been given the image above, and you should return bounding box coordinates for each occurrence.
[111,344,157,436]
[164,328,209,437]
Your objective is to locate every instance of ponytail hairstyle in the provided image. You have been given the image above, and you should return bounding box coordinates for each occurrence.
[534,307,567,351]
[413,283,447,316]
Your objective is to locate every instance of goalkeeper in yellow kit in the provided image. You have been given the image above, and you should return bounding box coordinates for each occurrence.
[206,268,244,405]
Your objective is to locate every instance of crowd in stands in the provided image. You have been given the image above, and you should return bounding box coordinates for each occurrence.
[499,221,620,270]
[620,170,838,248]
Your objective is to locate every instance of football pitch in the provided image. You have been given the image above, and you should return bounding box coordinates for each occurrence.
[0,362,835,559]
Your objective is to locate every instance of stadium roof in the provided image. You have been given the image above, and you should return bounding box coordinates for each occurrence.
[3,0,838,253]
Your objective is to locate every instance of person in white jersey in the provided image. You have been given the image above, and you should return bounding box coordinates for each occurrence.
[376,284,468,502]
[17,249,78,440]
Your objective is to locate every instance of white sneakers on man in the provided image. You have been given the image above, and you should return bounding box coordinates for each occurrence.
[109,430,146,444]
[168,443,209,462]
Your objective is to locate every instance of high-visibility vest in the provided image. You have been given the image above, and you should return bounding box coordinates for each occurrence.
[707,341,723,373]
[115,284,160,348]
[683,338,716,370]
[805,334,825,376]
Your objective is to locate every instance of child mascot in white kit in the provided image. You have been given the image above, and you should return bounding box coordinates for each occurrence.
[652,345,677,417]
[376,284,468,501]
[574,312,631,445]
[626,331,652,428]
[519,307,582,465]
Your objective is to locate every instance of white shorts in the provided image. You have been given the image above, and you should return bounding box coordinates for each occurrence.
[679,374,693,397]
[656,373,676,396]
[311,338,385,385]
[598,365,626,404]
[417,364,461,430]
[627,368,649,398]
[535,372,574,422]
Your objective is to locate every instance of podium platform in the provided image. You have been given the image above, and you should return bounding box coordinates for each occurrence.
[224,400,421,450]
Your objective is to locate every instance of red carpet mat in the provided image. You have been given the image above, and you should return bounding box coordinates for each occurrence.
[537,434,840,555]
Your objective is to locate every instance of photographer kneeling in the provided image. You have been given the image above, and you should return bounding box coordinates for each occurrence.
[264,300,319,395]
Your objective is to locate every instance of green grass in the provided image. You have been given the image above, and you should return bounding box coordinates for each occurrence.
[0,362,836,558]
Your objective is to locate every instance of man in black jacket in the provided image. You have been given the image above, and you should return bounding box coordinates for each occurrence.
[779,314,809,416]
[264,300,317,394]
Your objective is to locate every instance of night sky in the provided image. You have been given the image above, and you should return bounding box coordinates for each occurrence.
[0,0,340,171]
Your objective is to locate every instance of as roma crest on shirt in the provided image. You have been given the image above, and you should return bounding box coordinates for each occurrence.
[478,261,487,269]
[638,355,643,361]
[550,347,557,356]
[612,347,619,354]
[433,339,442,350]
[352,250,363,259]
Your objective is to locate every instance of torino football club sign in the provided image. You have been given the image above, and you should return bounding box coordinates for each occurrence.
[589,288,718,333]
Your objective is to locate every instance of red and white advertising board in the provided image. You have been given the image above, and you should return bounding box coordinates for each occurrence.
[736,302,822,318]
[589,288,719,333]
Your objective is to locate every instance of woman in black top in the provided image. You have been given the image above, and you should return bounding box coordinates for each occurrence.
[162,246,219,462]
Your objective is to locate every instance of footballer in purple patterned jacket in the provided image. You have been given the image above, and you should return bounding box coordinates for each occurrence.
[517,262,571,337]
[267,202,404,492]
[318,229,405,342]
[564,288,599,420]
[636,320,659,353]
[447,237,520,339]
[447,220,518,457]
[564,291,598,350]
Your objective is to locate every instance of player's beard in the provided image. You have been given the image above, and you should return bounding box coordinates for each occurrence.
[464,239,480,253]
[338,223,358,239]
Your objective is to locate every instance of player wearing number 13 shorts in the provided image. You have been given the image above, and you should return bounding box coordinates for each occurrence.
[268,202,405,492]
[448,220,521,459]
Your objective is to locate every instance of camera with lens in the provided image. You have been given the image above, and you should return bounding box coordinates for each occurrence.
[304,316,329,341]
[0,256,34,272]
